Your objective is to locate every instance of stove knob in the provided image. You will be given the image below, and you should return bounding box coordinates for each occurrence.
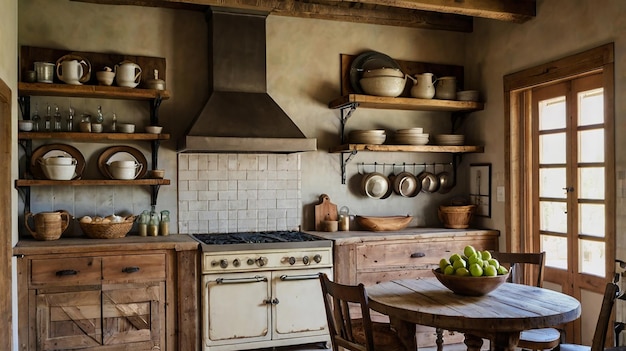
[257,257,268,267]
[233,259,241,267]
[220,259,228,269]
[288,257,296,265]
[302,256,310,265]
[314,254,322,263]
[247,258,255,266]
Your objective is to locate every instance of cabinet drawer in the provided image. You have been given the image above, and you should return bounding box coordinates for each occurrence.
[102,254,166,282]
[31,257,102,286]
[357,269,433,286]
[356,238,496,270]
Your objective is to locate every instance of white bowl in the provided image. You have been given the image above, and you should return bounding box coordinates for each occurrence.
[110,160,138,168]
[118,123,135,133]
[457,90,480,101]
[109,165,140,180]
[41,164,76,180]
[96,71,115,86]
[41,156,76,166]
[18,120,33,131]
[145,126,163,134]
[359,76,406,97]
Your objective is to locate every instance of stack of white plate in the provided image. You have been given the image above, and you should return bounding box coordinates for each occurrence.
[349,129,386,144]
[394,128,429,145]
[433,134,465,146]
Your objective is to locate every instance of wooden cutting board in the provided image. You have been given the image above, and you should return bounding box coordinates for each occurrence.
[315,194,338,231]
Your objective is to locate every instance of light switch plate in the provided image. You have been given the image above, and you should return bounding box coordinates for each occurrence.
[497,186,505,202]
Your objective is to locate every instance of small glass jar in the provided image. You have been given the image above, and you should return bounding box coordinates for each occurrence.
[148,210,159,236]
[159,210,170,236]
[138,210,150,237]
[339,206,350,231]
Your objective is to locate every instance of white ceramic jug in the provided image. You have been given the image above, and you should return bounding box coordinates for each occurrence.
[410,73,436,99]
[115,61,142,88]
[56,60,84,85]
[435,76,457,100]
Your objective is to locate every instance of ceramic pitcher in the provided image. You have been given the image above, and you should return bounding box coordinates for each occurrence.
[56,60,84,85]
[114,61,142,88]
[24,210,71,240]
[410,73,436,99]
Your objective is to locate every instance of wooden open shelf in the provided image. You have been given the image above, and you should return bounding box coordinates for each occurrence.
[330,144,484,153]
[18,82,170,101]
[329,94,484,112]
[19,131,170,141]
[16,179,170,187]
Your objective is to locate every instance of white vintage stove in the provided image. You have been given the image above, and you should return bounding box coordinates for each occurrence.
[191,231,333,351]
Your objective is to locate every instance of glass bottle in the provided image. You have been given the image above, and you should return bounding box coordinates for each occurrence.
[339,206,350,231]
[66,104,74,132]
[138,210,150,237]
[111,112,117,132]
[148,209,159,236]
[159,210,170,236]
[31,103,40,131]
[44,104,51,131]
[53,104,62,131]
[95,105,104,124]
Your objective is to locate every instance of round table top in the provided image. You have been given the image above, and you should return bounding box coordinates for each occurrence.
[366,278,581,333]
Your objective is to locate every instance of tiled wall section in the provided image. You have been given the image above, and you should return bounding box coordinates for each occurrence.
[178,153,302,234]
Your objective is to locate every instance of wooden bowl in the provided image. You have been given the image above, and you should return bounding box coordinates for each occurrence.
[432,268,509,296]
[355,215,412,231]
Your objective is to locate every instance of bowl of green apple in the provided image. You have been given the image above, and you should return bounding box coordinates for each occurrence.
[432,245,509,296]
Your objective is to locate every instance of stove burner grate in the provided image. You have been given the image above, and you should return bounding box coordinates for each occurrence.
[193,231,324,245]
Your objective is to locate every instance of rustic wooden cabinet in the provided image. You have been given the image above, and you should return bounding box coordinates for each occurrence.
[313,228,499,347]
[14,236,199,351]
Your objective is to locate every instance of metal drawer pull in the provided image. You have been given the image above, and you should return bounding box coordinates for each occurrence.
[410,252,426,258]
[264,298,280,305]
[122,266,140,274]
[56,269,78,276]
[280,273,320,281]
[215,275,268,284]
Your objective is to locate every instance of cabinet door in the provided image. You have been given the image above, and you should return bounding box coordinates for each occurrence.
[36,288,102,350]
[272,268,331,339]
[101,282,165,348]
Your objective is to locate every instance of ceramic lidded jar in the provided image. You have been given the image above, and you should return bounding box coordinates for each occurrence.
[434,76,457,100]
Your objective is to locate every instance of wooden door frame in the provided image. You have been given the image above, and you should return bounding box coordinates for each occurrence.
[503,43,615,343]
[0,77,13,349]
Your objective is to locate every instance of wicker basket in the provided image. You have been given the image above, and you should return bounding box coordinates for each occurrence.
[438,205,476,229]
[80,216,135,239]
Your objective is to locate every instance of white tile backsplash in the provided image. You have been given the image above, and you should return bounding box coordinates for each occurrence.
[178,153,302,233]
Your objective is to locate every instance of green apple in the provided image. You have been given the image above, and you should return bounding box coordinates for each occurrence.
[463,245,477,258]
[468,254,483,267]
[452,258,467,270]
[455,267,470,276]
[497,266,509,275]
[487,258,500,269]
[449,253,463,263]
[439,258,451,270]
[444,265,455,275]
[469,263,484,277]
[484,265,497,276]
[481,250,492,260]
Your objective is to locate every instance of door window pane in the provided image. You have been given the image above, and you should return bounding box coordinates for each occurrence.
[579,167,605,200]
[540,133,566,163]
[539,201,567,233]
[579,88,604,126]
[579,239,605,276]
[578,129,604,163]
[539,96,566,130]
[539,168,567,198]
[542,234,567,269]
[579,203,605,237]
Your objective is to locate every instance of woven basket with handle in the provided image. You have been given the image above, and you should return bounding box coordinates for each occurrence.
[80,216,135,239]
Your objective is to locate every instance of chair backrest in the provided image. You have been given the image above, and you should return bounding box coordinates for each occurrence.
[491,251,546,287]
[591,282,620,351]
[319,272,375,351]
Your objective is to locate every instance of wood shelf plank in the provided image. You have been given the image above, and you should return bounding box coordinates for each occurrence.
[18,131,170,141]
[16,179,171,187]
[329,144,484,153]
[18,82,170,101]
[328,94,484,112]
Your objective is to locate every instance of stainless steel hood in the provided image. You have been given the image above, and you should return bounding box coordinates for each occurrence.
[178,8,317,153]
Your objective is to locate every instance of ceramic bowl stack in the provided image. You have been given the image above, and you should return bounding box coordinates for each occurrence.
[349,129,386,144]
[433,134,465,146]
[394,128,429,145]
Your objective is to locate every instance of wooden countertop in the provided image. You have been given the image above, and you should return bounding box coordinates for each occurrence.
[309,227,500,244]
[13,234,199,255]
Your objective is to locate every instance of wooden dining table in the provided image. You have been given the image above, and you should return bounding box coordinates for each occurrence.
[366,278,581,351]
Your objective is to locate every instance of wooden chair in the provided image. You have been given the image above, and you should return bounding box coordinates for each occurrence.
[556,282,620,351]
[318,273,404,351]
[491,251,562,350]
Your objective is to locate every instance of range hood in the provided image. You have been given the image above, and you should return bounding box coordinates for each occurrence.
[178,8,317,153]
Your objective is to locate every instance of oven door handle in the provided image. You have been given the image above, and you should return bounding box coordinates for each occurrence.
[280,273,320,281]
[213,275,268,285]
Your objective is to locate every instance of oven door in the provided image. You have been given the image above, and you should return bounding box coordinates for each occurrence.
[272,267,332,340]
[203,271,271,346]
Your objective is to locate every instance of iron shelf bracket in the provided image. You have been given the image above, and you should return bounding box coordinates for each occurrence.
[150,95,163,125]
[18,96,30,120]
[340,151,358,184]
[339,103,358,144]
[150,185,161,207]
[451,112,468,133]
[151,140,161,170]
